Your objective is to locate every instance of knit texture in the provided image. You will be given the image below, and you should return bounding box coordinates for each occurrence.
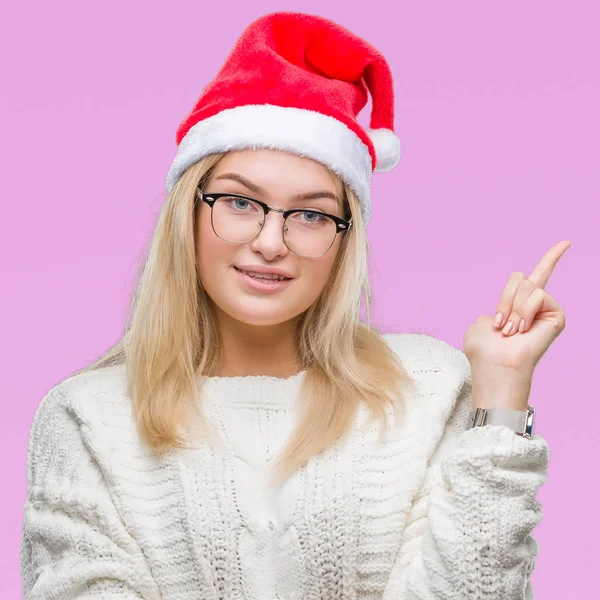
[20,333,549,599]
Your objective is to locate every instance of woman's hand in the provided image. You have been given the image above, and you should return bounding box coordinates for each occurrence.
[464,240,572,410]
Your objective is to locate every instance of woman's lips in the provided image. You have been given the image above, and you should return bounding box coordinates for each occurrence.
[234,267,294,293]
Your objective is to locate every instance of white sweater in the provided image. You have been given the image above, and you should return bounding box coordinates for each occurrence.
[20,333,549,599]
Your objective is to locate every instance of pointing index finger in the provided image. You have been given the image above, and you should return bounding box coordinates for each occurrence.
[528,240,572,288]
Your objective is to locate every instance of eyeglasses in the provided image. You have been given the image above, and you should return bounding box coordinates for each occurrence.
[196,188,353,258]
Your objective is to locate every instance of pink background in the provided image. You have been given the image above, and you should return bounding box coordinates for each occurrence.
[1,1,597,597]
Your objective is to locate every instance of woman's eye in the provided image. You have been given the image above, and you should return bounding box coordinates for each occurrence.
[225,197,256,211]
[300,211,326,223]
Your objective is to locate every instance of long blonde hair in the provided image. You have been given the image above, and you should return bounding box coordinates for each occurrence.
[70,153,418,486]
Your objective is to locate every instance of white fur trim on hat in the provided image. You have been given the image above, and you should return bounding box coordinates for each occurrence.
[166,104,374,225]
[367,128,401,172]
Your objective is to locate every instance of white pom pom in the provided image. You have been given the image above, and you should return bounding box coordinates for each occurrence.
[367,128,401,172]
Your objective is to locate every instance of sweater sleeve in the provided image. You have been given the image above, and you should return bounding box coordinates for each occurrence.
[20,387,161,600]
[382,376,549,599]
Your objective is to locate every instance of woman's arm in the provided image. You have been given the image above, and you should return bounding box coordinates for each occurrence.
[20,387,161,600]
[382,378,549,599]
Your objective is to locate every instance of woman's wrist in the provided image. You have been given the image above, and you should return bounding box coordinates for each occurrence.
[470,364,532,411]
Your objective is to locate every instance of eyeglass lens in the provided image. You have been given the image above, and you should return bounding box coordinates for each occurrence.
[211,196,337,257]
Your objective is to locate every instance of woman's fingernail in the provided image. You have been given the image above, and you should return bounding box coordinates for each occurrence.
[493,312,503,327]
[502,321,514,335]
[519,318,525,332]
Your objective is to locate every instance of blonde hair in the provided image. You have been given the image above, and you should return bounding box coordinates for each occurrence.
[70,152,418,487]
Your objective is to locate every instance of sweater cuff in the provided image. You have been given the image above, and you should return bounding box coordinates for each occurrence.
[443,424,550,491]
[458,422,547,452]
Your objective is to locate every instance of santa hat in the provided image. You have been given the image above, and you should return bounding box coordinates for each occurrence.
[165,11,401,226]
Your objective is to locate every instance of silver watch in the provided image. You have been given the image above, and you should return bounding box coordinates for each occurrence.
[467,405,535,439]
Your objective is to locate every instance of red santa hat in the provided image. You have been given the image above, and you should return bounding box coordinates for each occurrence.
[165,11,401,226]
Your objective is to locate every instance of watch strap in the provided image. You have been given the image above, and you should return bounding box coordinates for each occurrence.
[467,406,535,438]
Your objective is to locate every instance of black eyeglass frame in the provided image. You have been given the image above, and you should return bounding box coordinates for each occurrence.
[196,188,353,255]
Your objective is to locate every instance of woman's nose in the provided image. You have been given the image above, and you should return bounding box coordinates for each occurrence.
[250,210,289,257]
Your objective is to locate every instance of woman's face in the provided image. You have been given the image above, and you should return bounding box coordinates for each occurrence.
[195,149,347,327]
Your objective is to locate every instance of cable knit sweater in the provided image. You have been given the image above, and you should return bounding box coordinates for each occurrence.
[20,333,549,599]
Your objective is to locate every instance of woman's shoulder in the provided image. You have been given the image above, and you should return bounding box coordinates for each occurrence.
[25,364,133,491]
[350,333,472,456]
[30,365,133,451]
[381,331,471,382]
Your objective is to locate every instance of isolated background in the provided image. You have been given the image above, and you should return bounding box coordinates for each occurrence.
[1,0,597,597]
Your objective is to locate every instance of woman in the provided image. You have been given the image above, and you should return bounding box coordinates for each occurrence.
[20,11,568,600]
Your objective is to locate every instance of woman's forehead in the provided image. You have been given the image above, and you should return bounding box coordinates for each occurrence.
[208,151,345,204]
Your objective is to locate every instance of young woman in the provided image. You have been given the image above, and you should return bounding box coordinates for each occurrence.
[20,11,569,600]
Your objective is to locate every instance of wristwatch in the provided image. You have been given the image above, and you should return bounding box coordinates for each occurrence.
[466,405,535,439]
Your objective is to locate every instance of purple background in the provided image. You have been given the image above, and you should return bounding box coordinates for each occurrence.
[1,1,597,597]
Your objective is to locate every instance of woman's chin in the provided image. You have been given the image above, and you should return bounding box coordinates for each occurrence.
[227,304,300,327]
[234,313,290,327]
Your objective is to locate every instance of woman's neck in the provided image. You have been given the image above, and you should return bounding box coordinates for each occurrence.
[214,310,302,378]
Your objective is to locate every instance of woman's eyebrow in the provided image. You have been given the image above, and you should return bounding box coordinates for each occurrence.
[213,172,340,204]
